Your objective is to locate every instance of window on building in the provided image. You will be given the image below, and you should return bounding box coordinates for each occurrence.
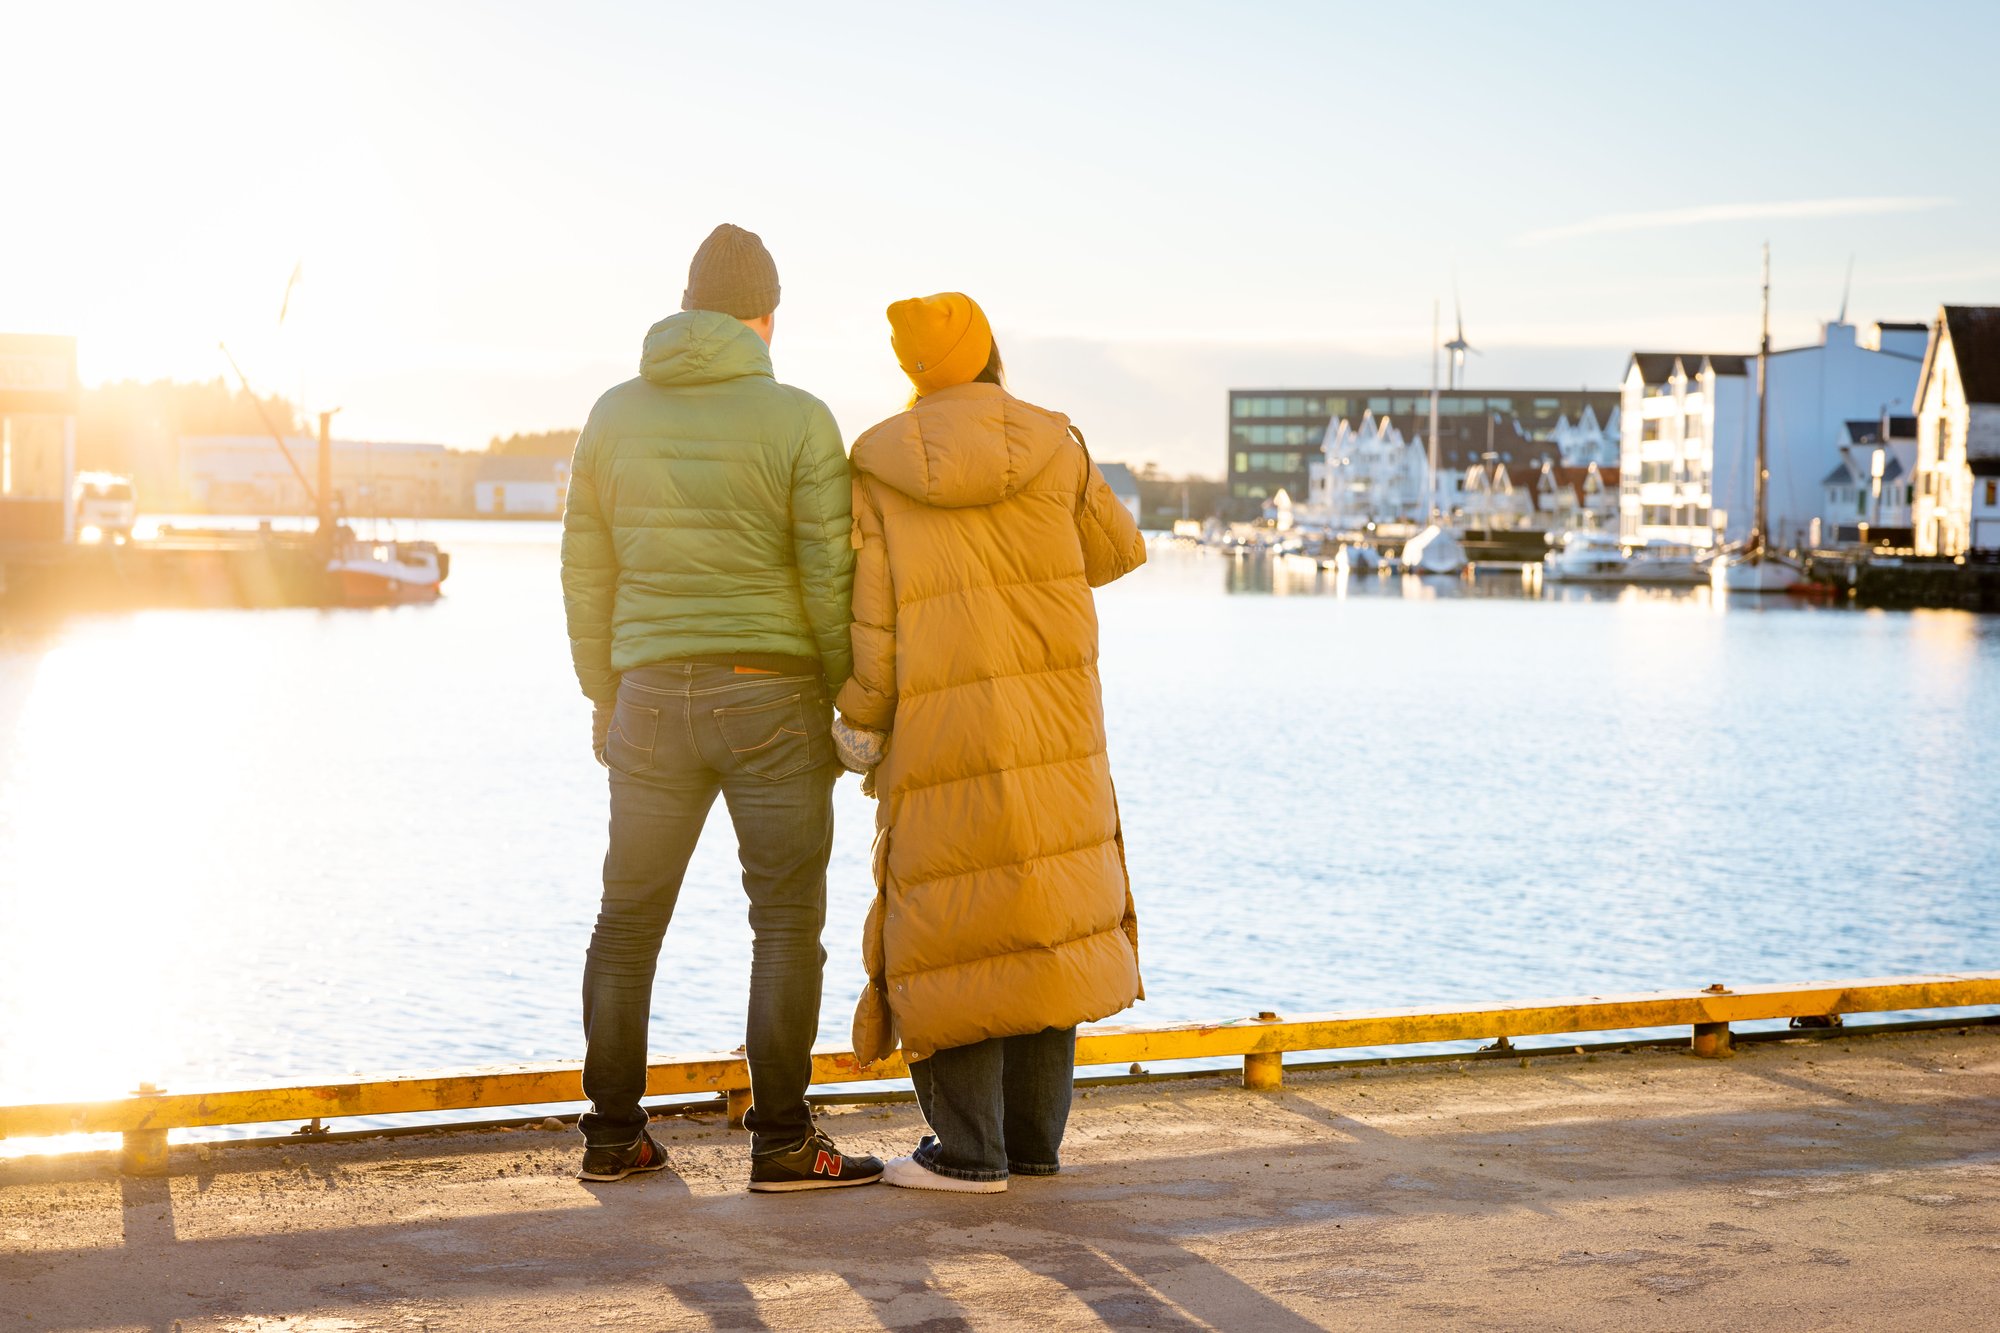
[1642,419,1661,442]
[1325,397,1348,417]
[1988,479,1998,508]
[1367,396,1391,415]
[1486,398,1513,414]
[1233,452,1249,474]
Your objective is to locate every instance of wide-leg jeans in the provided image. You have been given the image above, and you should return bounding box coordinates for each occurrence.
[909,1027,1079,1182]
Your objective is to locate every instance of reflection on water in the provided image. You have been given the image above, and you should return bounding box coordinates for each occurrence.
[3,530,1997,1146]
[1221,549,1723,608]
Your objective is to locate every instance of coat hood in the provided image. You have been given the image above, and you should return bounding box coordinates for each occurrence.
[640,310,773,388]
[849,383,1073,509]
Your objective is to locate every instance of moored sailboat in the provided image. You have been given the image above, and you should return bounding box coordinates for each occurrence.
[1711,245,1811,595]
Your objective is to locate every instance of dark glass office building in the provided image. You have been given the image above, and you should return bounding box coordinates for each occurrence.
[1225,387,1621,512]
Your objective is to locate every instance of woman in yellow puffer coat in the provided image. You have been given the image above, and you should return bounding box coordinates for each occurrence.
[834,292,1147,1193]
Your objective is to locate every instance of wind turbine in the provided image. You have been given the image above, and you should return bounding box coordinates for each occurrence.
[1442,282,1478,389]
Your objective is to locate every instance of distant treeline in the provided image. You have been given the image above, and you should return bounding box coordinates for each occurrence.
[487,429,581,459]
[1130,465,1225,528]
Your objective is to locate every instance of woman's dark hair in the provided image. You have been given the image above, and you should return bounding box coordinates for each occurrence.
[973,340,1005,387]
[908,340,1004,408]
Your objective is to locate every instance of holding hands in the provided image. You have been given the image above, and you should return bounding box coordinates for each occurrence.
[832,715,887,795]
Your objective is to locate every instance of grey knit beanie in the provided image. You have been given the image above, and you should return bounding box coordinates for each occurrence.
[681,223,780,319]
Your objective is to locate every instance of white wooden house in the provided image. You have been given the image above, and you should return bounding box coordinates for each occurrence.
[1911,306,2000,556]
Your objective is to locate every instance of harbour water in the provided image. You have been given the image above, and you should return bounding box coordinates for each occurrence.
[2,524,1996,1140]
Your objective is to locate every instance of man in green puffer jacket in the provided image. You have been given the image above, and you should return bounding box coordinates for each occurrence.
[561,224,880,1193]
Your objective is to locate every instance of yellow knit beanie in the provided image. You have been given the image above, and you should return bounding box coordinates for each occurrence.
[886,293,993,397]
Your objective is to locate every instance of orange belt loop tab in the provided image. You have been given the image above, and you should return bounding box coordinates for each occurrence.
[733,666,779,675]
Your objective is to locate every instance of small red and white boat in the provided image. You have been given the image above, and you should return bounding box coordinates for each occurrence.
[329,538,449,604]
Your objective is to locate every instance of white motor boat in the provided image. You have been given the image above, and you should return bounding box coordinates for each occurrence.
[1542,531,1627,582]
[1622,540,1711,586]
[1543,532,1710,586]
[1400,525,1467,575]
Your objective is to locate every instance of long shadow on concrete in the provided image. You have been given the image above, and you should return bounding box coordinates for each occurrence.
[4,1044,1996,1331]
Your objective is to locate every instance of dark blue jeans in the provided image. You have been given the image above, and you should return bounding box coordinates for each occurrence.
[909,1027,1078,1182]
[580,663,835,1156]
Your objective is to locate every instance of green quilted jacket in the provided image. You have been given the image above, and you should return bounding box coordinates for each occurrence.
[561,311,854,703]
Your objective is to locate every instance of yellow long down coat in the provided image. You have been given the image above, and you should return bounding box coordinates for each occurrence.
[837,381,1147,1064]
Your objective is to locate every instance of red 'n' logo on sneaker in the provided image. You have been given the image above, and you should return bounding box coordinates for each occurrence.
[813,1149,842,1176]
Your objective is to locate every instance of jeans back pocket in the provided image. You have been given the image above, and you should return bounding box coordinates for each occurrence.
[607,697,660,776]
[713,693,819,781]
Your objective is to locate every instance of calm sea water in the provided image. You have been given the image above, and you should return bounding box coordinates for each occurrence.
[3,523,1996,1143]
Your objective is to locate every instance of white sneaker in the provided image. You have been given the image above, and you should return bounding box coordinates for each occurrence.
[880,1155,1008,1194]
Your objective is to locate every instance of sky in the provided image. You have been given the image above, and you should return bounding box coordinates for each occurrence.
[7,0,1999,475]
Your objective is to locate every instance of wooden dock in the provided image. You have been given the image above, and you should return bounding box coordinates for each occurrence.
[1804,549,2000,611]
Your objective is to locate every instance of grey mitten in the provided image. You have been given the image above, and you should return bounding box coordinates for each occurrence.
[832,715,886,776]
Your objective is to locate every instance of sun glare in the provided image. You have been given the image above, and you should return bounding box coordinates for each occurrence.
[0,612,296,1150]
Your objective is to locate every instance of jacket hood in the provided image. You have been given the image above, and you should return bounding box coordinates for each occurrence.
[640,310,773,387]
[850,383,1072,509]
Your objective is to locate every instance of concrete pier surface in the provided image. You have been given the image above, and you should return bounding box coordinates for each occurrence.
[4,1025,1996,1331]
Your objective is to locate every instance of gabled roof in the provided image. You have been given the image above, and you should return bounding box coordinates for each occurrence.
[1841,417,1917,444]
[1627,352,1749,384]
[1916,305,2000,410]
[1823,451,1906,488]
[1096,461,1142,499]
[1629,353,1684,384]
[1943,306,2000,403]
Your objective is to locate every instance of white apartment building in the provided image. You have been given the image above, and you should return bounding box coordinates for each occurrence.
[1910,305,2000,556]
[1619,320,1925,550]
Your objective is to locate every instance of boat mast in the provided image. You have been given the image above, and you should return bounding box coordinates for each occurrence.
[221,343,319,520]
[1428,300,1441,525]
[1752,243,1771,559]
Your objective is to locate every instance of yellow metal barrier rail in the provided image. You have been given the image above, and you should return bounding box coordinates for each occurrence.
[4,972,1995,1175]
